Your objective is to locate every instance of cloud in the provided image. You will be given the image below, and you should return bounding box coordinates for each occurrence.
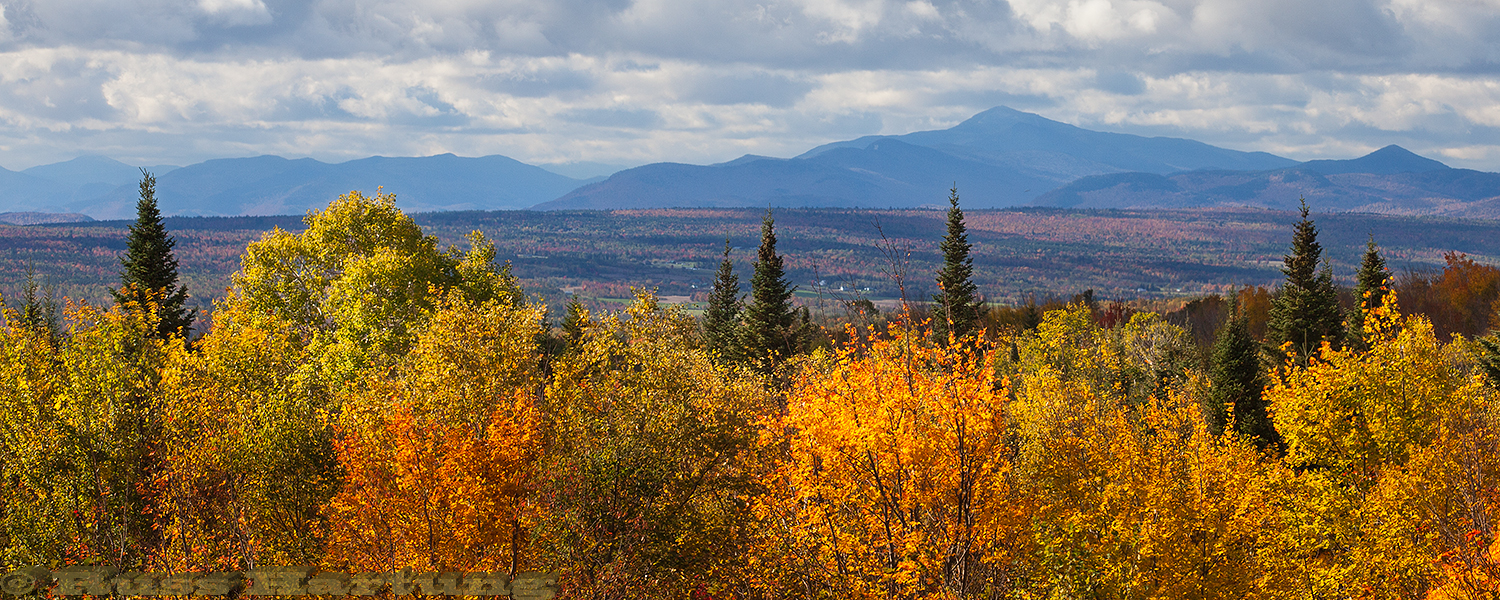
[198,0,272,26]
[0,0,1498,171]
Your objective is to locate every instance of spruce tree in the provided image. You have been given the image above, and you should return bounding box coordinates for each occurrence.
[113,170,193,340]
[562,298,589,347]
[740,211,808,374]
[1267,199,1343,362]
[1345,235,1390,350]
[702,239,743,362]
[18,264,61,342]
[1208,296,1279,448]
[932,186,981,341]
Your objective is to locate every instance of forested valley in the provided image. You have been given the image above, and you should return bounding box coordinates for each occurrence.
[2,187,1499,600]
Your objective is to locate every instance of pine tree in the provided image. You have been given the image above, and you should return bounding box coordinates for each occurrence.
[932,186,981,342]
[702,239,743,362]
[740,211,809,374]
[1345,235,1389,350]
[1207,296,1279,448]
[113,169,193,339]
[1267,199,1343,362]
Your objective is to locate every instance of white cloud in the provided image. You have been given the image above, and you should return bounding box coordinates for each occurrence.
[0,0,1497,171]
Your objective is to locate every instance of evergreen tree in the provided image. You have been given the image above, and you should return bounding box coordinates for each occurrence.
[932,186,981,342]
[18,264,61,342]
[740,211,809,374]
[113,170,193,340]
[1267,199,1343,362]
[702,239,743,362]
[562,298,589,347]
[1208,296,1279,448]
[1345,235,1390,350]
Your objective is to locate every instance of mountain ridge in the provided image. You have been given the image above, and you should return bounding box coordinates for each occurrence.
[4,106,1495,218]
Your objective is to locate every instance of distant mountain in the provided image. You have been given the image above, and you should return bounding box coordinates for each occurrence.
[1031,146,1500,218]
[538,106,1298,210]
[1298,144,1451,175]
[800,106,1298,175]
[20,156,178,208]
[0,211,94,225]
[59,154,591,219]
[541,138,1060,210]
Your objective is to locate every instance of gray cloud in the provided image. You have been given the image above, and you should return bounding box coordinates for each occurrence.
[0,0,1498,171]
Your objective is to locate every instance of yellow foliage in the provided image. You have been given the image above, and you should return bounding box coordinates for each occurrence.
[763,324,1022,599]
[323,292,546,573]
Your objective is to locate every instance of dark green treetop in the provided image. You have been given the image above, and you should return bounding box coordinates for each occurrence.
[113,170,193,340]
[562,298,589,347]
[932,186,981,342]
[1208,296,1280,449]
[702,239,743,363]
[1346,235,1390,350]
[1267,199,1343,362]
[740,211,810,374]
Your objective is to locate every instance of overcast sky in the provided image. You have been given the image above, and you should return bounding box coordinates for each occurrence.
[2,0,1500,174]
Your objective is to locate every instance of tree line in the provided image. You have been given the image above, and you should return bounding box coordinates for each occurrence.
[1,178,1497,599]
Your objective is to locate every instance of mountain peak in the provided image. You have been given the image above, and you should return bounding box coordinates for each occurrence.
[951,106,1058,131]
[1300,144,1450,175]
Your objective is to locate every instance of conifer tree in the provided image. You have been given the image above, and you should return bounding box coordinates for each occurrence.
[702,239,743,362]
[1267,199,1342,362]
[562,298,589,347]
[932,186,981,342]
[113,170,193,340]
[1208,296,1279,448]
[1345,235,1389,350]
[740,211,809,374]
[18,264,61,342]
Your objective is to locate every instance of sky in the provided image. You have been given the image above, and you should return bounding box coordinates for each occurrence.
[3,0,1500,175]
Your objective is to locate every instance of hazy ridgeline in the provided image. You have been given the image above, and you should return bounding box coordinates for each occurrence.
[1,193,1498,599]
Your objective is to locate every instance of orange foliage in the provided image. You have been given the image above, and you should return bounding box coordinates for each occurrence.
[323,397,538,573]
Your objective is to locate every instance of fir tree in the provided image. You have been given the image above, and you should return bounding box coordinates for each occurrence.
[18,264,61,342]
[1208,296,1279,448]
[932,186,981,342]
[1267,199,1343,362]
[1345,235,1390,350]
[562,298,589,347]
[740,211,809,374]
[702,239,743,362]
[113,170,193,340]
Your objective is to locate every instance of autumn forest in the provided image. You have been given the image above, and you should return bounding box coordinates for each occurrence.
[2,184,1500,600]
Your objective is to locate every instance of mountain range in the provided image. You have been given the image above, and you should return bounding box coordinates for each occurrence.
[4,107,1499,219]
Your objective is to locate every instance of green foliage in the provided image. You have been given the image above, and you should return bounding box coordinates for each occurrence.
[1207,298,1277,447]
[112,170,193,340]
[702,240,743,363]
[232,191,518,391]
[932,186,981,342]
[1268,199,1344,362]
[561,298,588,348]
[739,211,811,374]
[0,301,171,569]
[16,265,60,342]
[537,292,768,596]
